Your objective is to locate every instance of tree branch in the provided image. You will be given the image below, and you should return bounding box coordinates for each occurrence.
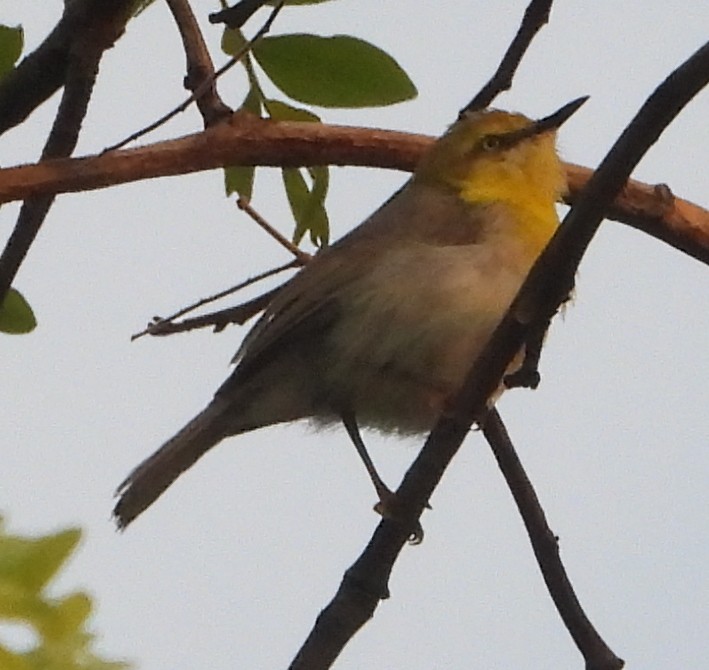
[462,0,553,114]
[131,264,295,340]
[0,120,707,266]
[104,2,283,151]
[565,164,709,265]
[0,6,131,305]
[165,0,232,127]
[482,410,623,669]
[0,0,134,137]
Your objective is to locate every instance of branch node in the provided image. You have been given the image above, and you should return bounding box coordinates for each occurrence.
[653,182,675,216]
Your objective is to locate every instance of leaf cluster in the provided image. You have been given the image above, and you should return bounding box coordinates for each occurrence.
[221,2,416,246]
[0,518,129,670]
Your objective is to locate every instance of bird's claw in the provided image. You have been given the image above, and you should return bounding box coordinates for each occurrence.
[373,488,427,545]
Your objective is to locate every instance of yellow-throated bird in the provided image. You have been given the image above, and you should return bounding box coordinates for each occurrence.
[114,97,586,529]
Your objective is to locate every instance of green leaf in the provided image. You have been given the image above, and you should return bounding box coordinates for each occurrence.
[0,288,37,334]
[254,34,416,108]
[0,645,28,670]
[0,519,131,670]
[282,167,329,247]
[264,99,320,122]
[42,592,92,640]
[241,84,263,115]
[0,528,81,595]
[305,166,329,246]
[221,26,248,57]
[224,166,255,199]
[282,168,309,237]
[223,86,262,199]
[0,25,23,79]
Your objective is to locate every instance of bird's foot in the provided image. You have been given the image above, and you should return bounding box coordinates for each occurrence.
[372,485,429,545]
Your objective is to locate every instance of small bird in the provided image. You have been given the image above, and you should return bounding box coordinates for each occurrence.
[114,97,586,529]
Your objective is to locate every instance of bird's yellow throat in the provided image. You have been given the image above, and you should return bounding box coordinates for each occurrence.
[416,110,566,254]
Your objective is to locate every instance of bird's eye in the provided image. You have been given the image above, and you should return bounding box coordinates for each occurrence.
[480,135,501,152]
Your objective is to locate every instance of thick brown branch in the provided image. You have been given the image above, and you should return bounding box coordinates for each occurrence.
[0,119,707,266]
[565,164,709,265]
[0,118,428,200]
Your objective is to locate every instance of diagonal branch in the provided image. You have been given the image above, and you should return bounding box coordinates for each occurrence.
[462,0,553,114]
[131,263,295,340]
[104,2,283,151]
[165,0,232,127]
[482,409,623,669]
[0,7,131,305]
[0,0,134,137]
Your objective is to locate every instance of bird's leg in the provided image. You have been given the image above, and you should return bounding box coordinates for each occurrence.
[341,412,423,544]
[342,412,394,503]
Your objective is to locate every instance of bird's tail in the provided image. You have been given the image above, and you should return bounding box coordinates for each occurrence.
[113,399,233,529]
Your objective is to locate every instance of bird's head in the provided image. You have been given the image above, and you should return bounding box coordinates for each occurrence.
[415,97,588,210]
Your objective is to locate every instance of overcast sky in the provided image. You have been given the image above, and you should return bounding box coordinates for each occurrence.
[2,1,708,668]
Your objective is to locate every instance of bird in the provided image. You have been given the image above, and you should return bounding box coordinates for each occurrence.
[113,97,586,530]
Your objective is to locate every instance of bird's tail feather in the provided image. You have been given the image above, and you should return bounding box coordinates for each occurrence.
[113,400,233,529]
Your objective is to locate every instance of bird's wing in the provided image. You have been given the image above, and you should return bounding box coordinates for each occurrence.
[227,181,484,384]
[226,244,367,386]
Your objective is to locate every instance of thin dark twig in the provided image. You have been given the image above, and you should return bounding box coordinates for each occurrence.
[104,1,284,152]
[237,198,313,264]
[138,285,283,337]
[461,0,553,115]
[504,291,574,390]
[289,39,709,670]
[131,261,296,340]
[209,0,271,28]
[483,409,624,669]
[204,1,282,89]
[165,0,232,127]
[134,189,311,341]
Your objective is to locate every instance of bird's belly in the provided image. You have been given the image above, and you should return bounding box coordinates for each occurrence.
[317,244,529,433]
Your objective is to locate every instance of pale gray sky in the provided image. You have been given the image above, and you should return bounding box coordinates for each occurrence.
[2,1,708,668]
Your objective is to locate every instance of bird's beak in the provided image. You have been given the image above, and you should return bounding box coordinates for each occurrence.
[496,97,589,148]
[533,96,589,134]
